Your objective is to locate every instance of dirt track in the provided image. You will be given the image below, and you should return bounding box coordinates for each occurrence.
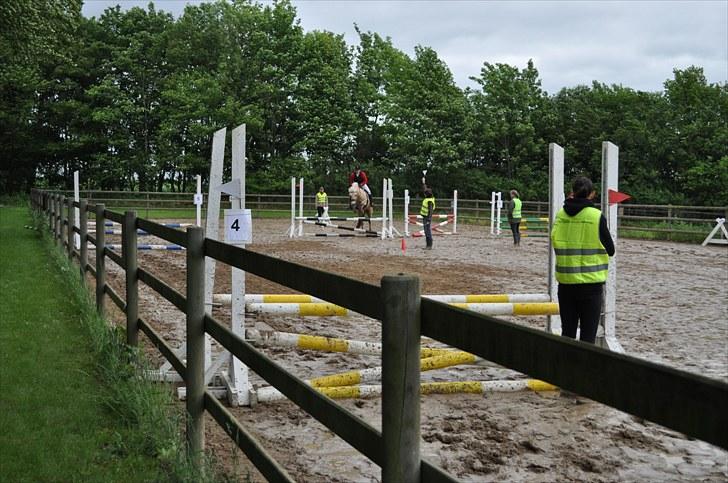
[103,218,728,482]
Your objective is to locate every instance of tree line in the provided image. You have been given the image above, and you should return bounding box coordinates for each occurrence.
[2,0,726,205]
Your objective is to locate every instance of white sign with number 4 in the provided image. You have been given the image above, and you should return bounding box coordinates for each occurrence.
[224,209,252,244]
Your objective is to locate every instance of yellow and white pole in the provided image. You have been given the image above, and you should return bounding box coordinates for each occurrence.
[255,379,557,403]
[245,328,452,358]
[449,302,559,316]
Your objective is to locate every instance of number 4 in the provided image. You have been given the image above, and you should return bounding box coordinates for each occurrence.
[231,219,240,231]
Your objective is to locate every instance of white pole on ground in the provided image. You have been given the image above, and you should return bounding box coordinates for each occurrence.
[204,127,227,369]
[490,192,495,235]
[404,189,410,237]
[226,123,250,405]
[601,141,623,353]
[298,177,303,237]
[73,170,80,249]
[452,190,458,234]
[548,143,564,336]
[195,175,202,227]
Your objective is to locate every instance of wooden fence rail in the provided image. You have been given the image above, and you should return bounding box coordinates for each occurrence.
[31,189,728,483]
[54,189,726,240]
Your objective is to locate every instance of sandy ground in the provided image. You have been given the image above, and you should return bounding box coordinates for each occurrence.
[100,218,728,482]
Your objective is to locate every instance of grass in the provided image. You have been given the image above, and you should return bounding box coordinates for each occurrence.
[0,207,230,482]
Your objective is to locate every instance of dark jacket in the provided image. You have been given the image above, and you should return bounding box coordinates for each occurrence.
[562,197,615,256]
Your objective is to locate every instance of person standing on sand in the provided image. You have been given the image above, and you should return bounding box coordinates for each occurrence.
[551,176,615,344]
[315,186,328,218]
[507,189,522,246]
[420,182,435,250]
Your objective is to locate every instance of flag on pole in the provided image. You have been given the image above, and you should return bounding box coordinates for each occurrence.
[608,189,631,205]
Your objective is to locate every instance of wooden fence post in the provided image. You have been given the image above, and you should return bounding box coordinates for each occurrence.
[123,211,139,347]
[80,200,88,282]
[381,274,421,483]
[186,226,205,465]
[47,193,53,233]
[55,195,62,248]
[67,197,74,260]
[95,203,106,316]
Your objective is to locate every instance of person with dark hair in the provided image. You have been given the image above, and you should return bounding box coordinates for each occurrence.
[420,184,435,250]
[551,176,615,344]
[348,166,371,200]
[507,189,522,246]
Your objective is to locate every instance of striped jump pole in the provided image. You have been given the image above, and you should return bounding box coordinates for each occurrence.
[245,328,450,358]
[90,221,195,228]
[246,302,350,316]
[255,379,557,403]
[309,351,477,388]
[450,302,559,316]
[214,294,327,304]
[90,229,153,236]
[245,301,558,316]
[105,244,185,251]
[216,293,550,305]
[425,293,550,303]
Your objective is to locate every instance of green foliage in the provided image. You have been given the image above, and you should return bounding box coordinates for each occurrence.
[2,1,726,208]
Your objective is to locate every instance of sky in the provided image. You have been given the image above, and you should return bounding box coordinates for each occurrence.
[81,0,728,94]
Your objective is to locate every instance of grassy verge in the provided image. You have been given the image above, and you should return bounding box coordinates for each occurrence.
[0,207,229,482]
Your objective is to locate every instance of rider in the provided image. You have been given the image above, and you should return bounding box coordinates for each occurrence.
[349,166,372,202]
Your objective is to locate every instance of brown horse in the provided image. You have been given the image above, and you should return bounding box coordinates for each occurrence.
[348,182,374,231]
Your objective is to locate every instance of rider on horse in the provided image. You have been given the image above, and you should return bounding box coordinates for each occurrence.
[349,166,372,203]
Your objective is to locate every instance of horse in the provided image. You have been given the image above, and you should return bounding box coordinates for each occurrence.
[348,182,374,232]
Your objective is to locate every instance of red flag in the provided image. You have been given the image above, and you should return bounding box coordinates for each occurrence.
[608,189,631,205]
[401,237,407,254]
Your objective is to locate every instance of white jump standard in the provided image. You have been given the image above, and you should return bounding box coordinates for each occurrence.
[287,177,397,239]
[404,189,458,237]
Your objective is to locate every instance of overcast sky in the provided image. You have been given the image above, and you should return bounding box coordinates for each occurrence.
[81,0,728,94]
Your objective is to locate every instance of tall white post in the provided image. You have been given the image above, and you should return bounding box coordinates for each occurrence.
[548,143,564,336]
[404,189,410,237]
[298,177,304,237]
[452,190,458,234]
[73,171,80,249]
[289,177,296,238]
[600,141,623,353]
[387,179,395,238]
[490,192,496,235]
[204,128,227,369]
[227,124,250,405]
[381,178,387,239]
[195,175,202,227]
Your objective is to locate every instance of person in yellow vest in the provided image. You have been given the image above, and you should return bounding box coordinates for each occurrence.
[315,186,328,218]
[551,176,615,344]
[507,189,522,246]
[420,185,435,250]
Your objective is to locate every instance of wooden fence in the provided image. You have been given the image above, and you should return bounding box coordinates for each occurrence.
[56,189,727,240]
[32,189,728,482]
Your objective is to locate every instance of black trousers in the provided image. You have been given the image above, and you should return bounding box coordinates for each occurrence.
[317,206,325,217]
[509,221,521,245]
[557,283,604,344]
[423,216,433,247]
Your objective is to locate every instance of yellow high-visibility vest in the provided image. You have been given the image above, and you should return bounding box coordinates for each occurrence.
[511,198,522,219]
[420,197,436,217]
[551,206,609,284]
[316,192,328,206]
